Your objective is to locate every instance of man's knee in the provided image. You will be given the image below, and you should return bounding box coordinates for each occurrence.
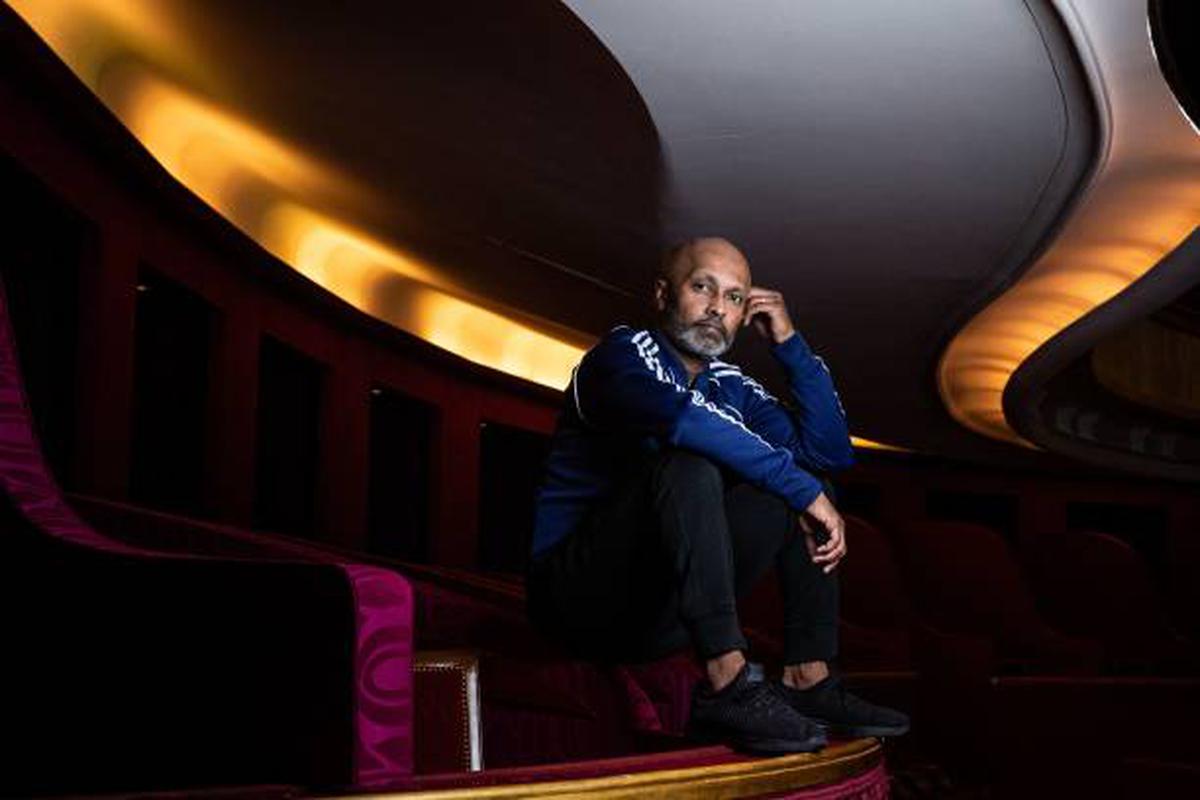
[652,449,724,497]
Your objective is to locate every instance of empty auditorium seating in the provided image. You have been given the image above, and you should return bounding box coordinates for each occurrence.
[894,519,1101,675]
[738,514,913,671]
[837,515,915,670]
[1167,525,1200,641]
[1025,530,1200,674]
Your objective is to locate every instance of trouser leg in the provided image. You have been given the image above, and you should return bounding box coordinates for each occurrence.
[527,449,839,665]
[527,449,746,662]
[723,482,840,664]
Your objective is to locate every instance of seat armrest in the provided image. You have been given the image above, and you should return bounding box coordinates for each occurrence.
[414,650,483,773]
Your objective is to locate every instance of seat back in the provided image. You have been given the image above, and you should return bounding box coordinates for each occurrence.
[1029,531,1193,669]
[839,514,910,630]
[896,519,1047,650]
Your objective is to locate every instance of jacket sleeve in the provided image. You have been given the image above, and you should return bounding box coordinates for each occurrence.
[572,328,825,513]
[738,333,855,473]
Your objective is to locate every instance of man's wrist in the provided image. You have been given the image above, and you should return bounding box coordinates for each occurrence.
[771,330,812,362]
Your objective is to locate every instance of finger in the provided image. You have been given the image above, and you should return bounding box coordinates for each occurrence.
[823,543,847,566]
[812,544,840,563]
[816,531,841,552]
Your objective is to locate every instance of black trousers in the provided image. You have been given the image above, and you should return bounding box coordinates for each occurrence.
[526,449,838,665]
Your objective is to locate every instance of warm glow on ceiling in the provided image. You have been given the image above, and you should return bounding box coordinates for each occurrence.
[9,0,908,451]
[8,0,586,390]
[937,0,1200,447]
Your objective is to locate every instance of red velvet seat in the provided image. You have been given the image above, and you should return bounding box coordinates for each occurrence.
[1167,525,1200,641]
[738,514,913,671]
[894,519,1099,675]
[0,281,414,794]
[837,515,914,670]
[1025,530,1200,674]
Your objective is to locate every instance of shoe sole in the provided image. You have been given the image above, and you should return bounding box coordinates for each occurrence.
[689,725,828,755]
[735,733,829,755]
[818,721,910,738]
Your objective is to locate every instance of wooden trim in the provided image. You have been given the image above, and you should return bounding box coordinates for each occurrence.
[339,739,881,799]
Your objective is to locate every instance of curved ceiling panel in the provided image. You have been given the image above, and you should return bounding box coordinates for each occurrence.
[940,0,1200,450]
[565,0,1096,465]
[7,0,666,389]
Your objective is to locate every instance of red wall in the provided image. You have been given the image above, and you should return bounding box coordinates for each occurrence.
[0,55,559,566]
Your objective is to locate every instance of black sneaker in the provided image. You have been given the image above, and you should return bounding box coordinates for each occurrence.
[689,664,828,754]
[774,675,910,738]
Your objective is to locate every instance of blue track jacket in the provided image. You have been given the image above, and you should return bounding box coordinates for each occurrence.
[531,325,855,559]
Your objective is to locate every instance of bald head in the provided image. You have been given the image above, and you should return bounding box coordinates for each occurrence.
[660,237,752,287]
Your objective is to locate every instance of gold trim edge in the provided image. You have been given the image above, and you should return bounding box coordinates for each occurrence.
[334,738,882,800]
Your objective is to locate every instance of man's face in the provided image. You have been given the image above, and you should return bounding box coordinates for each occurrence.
[656,243,751,360]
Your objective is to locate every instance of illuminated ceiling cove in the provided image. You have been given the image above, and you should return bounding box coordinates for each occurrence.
[8,0,587,391]
[937,0,1200,447]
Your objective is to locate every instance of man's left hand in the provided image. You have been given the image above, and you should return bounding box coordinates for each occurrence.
[800,492,847,574]
[743,287,796,345]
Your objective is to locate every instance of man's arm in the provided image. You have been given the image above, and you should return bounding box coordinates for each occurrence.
[735,287,854,473]
[734,333,855,473]
[573,327,826,514]
[738,288,852,572]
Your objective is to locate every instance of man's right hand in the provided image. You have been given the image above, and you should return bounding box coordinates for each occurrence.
[802,492,847,574]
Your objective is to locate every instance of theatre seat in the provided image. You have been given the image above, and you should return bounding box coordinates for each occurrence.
[894,519,1100,675]
[0,279,414,794]
[1025,530,1200,674]
[1167,526,1200,640]
[838,515,914,670]
[738,514,913,671]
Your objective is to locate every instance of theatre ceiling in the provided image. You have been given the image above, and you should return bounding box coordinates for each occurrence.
[6,0,1200,479]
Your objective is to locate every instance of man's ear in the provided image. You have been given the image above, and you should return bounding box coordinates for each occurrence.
[653,278,669,312]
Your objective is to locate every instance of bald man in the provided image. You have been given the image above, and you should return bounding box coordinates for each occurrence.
[527,238,908,753]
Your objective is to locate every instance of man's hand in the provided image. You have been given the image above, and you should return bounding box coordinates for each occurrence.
[801,492,847,573]
[743,287,796,345]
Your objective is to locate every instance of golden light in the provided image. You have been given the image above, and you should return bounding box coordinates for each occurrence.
[8,0,587,391]
[850,437,909,453]
[10,0,912,447]
[937,0,1200,447]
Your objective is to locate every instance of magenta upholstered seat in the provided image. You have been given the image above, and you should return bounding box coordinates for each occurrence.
[1026,531,1199,674]
[0,280,414,794]
[895,519,1099,674]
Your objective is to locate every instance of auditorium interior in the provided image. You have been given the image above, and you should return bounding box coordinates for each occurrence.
[3,1,1200,798]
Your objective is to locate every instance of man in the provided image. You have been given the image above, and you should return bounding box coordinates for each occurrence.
[526,237,909,754]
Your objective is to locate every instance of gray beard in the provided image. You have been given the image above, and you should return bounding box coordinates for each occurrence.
[664,314,733,360]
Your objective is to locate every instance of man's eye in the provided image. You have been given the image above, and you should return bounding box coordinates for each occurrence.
[729,294,744,305]
[692,282,709,293]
